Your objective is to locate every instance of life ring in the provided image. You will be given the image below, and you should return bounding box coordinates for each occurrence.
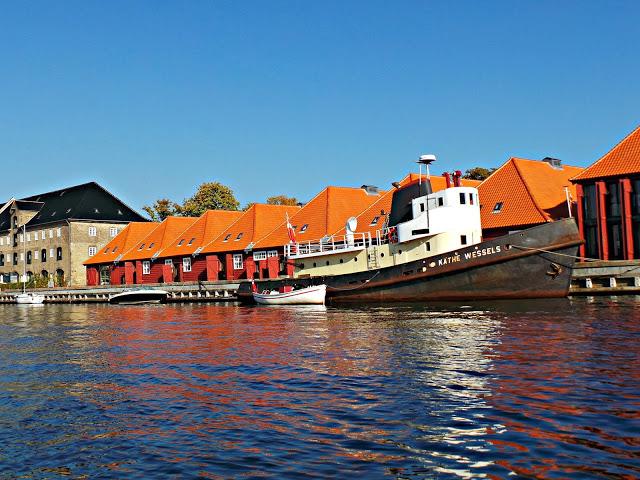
[386,227,397,243]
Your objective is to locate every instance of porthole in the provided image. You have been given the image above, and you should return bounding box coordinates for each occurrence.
[380,253,385,258]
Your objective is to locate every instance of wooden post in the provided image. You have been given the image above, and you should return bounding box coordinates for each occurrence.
[621,178,634,260]
[575,183,586,258]
[597,181,609,260]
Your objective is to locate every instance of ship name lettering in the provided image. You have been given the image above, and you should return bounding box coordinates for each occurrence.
[463,245,502,260]
[437,255,461,266]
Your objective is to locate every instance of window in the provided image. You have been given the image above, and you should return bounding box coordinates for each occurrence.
[57,228,61,237]
[182,257,192,272]
[177,239,185,246]
[469,193,474,205]
[223,234,231,242]
[49,230,53,239]
[165,259,172,265]
[460,235,467,245]
[267,250,278,257]
[88,227,96,237]
[13,253,18,265]
[41,249,47,262]
[142,261,151,275]
[56,247,63,261]
[148,243,155,249]
[438,197,444,207]
[109,227,118,237]
[0,254,3,266]
[112,246,118,253]
[299,224,308,233]
[459,192,466,205]
[370,216,380,226]
[138,243,146,250]
[188,237,196,245]
[103,247,109,254]
[19,234,23,243]
[492,202,503,213]
[42,230,45,240]
[253,251,267,261]
[420,203,425,212]
[235,232,243,241]
[426,241,431,252]
[88,246,97,257]
[34,232,38,241]
[26,233,31,242]
[34,250,39,260]
[20,252,24,261]
[50,249,54,259]
[232,254,243,270]
[0,238,3,246]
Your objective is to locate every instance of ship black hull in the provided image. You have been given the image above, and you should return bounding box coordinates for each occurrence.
[238,219,582,303]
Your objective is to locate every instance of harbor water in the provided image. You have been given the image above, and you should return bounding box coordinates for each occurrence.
[0,298,638,478]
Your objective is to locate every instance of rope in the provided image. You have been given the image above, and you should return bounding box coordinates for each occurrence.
[511,244,640,278]
[326,271,381,291]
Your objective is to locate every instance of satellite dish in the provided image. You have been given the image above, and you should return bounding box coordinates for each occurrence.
[346,217,358,233]
[418,154,436,164]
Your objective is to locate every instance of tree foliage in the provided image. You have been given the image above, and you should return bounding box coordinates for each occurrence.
[143,182,240,220]
[462,167,497,181]
[142,198,179,222]
[266,195,299,206]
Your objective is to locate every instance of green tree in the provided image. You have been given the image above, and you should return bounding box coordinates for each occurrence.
[462,167,497,181]
[142,198,179,222]
[266,195,299,206]
[180,182,240,217]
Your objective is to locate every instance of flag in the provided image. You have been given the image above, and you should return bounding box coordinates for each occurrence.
[286,212,296,244]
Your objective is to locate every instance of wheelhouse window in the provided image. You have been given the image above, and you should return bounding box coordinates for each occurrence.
[469,193,474,205]
[142,261,151,275]
[459,193,466,204]
[460,235,467,245]
[232,254,243,270]
[182,257,192,272]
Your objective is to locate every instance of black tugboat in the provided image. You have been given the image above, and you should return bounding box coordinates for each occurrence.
[238,157,582,303]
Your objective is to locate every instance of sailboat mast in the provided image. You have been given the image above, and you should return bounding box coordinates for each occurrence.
[22,224,26,293]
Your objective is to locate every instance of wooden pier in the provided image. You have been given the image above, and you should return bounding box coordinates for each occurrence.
[570,260,640,295]
[0,281,240,304]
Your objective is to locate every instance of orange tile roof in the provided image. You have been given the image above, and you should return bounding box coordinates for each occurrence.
[201,204,300,253]
[84,222,158,265]
[157,210,243,258]
[331,174,481,236]
[572,125,640,181]
[479,158,583,230]
[253,186,383,248]
[120,216,198,261]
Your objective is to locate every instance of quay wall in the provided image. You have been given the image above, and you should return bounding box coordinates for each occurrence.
[570,260,640,295]
[0,281,240,304]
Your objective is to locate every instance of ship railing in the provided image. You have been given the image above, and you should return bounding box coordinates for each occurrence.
[284,228,394,258]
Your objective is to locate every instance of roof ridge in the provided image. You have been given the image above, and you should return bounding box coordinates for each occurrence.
[572,124,640,181]
[511,158,551,222]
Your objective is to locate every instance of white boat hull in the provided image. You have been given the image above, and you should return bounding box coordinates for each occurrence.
[109,289,169,305]
[16,293,45,304]
[253,285,326,305]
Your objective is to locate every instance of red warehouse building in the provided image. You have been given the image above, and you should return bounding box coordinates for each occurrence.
[572,125,640,260]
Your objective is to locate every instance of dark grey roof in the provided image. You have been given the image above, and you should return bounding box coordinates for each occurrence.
[0,182,146,230]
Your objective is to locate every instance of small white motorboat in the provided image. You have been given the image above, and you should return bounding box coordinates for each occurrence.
[16,292,45,305]
[109,288,169,305]
[252,284,326,305]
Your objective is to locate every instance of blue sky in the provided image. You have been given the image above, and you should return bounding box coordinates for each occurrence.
[1,1,639,212]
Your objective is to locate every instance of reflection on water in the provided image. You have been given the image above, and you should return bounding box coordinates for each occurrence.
[0,297,638,478]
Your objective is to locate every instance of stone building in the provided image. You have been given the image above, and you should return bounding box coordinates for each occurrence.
[0,182,146,287]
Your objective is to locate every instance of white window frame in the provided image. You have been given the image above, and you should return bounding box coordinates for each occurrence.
[56,227,61,237]
[165,259,173,265]
[34,232,38,241]
[50,248,54,259]
[182,257,192,272]
[253,251,267,261]
[88,246,97,257]
[232,254,243,270]
[49,229,53,239]
[267,250,278,258]
[142,261,151,275]
[88,227,97,237]
[34,250,39,260]
[26,233,31,242]
[109,227,118,237]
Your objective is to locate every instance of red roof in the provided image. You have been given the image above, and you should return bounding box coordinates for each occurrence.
[253,186,383,248]
[157,210,243,258]
[84,222,158,265]
[572,125,640,181]
[479,158,583,230]
[120,216,198,261]
[200,204,300,253]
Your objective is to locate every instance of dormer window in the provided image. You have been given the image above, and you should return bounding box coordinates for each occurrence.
[177,239,185,246]
[59,191,65,196]
[94,208,100,214]
[299,224,308,233]
[51,211,56,217]
[235,232,243,241]
[492,202,503,214]
[117,210,123,215]
[112,246,118,253]
[139,243,145,250]
[188,237,196,245]
[103,247,109,254]
[370,216,380,226]
[223,234,232,242]
[148,243,155,249]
